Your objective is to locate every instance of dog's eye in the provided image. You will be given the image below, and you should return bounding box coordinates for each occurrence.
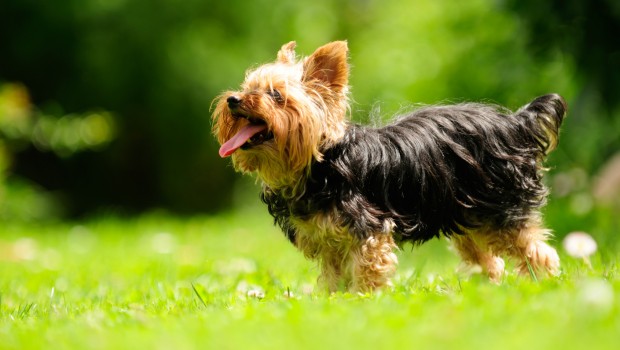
[267,89,284,103]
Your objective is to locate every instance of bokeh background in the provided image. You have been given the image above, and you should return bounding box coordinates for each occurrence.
[1,0,619,232]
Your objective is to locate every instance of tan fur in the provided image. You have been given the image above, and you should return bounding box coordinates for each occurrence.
[495,221,560,277]
[349,234,399,292]
[292,212,398,292]
[452,232,506,283]
[452,217,560,282]
[212,41,349,193]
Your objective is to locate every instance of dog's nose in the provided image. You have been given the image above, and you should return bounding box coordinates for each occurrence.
[227,95,241,109]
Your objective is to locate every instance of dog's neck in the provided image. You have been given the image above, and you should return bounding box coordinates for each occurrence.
[259,172,309,201]
[256,119,349,195]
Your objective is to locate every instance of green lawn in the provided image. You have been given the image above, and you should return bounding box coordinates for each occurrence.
[1,207,618,350]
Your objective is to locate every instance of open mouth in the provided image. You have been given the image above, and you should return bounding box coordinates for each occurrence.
[240,118,274,149]
[219,114,274,158]
[234,112,274,148]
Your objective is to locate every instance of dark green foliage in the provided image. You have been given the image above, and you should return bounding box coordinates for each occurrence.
[0,0,618,218]
[505,0,620,171]
[507,0,620,111]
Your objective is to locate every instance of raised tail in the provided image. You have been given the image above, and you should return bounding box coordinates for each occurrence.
[514,93,567,155]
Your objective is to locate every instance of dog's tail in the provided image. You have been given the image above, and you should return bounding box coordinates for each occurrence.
[514,93,567,155]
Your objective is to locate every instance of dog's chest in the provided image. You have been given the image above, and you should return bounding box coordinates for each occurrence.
[289,213,356,258]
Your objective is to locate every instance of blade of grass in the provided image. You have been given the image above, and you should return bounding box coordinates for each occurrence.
[524,256,538,282]
[191,283,208,308]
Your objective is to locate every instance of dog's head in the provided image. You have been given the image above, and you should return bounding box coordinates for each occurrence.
[212,41,350,189]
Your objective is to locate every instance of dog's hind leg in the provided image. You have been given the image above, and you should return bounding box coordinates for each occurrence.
[493,219,560,278]
[451,232,506,283]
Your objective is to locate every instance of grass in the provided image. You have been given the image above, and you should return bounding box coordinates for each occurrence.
[1,207,619,350]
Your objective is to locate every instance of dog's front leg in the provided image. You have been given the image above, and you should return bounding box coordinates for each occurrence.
[348,234,399,293]
[316,248,348,292]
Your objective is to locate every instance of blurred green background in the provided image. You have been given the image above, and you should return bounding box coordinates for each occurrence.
[0,0,619,224]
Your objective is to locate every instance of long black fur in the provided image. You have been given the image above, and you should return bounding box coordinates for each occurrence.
[262,94,567,246]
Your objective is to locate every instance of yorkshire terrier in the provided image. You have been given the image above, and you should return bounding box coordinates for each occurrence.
[212,41,566,292]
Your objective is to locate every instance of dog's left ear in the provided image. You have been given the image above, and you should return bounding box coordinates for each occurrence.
[277,41,297,64]
[303,41,349,92]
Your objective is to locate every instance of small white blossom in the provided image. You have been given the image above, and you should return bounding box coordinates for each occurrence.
[12,238,38,260]
[563,231,597,258]
[247,289,265,299]
[151,232,176,254]
[578,278,615,314]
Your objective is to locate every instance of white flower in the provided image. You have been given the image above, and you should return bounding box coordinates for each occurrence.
[247,289,265,299]
[151,232,176,254]
[12,238,38,260]
[563,231,597,258]
[578,278,615,314]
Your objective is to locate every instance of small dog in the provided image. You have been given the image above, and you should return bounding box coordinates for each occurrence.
[212,41,566,292]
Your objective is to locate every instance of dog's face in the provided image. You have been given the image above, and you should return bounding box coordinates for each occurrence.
[212,41,350,188]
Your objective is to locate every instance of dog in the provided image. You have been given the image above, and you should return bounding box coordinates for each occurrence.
[212,41,566,292]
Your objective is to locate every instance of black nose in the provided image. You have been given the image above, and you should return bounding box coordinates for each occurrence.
[227,95,241,109]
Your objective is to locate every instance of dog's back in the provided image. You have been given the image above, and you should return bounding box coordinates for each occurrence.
[301,94,567,244]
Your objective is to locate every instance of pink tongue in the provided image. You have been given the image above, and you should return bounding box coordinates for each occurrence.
[219,124,268,157]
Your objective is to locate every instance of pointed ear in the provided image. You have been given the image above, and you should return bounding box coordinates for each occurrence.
[277,41,297,64]
[303,41,349,92]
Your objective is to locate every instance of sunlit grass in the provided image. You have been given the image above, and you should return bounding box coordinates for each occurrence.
[0,209,618,350]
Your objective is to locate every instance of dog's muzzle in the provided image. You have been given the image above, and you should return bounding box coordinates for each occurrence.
[227,95,242,110]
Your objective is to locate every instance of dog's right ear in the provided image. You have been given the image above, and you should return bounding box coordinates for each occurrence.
[303,41,349,93]
[277,41,297,64]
